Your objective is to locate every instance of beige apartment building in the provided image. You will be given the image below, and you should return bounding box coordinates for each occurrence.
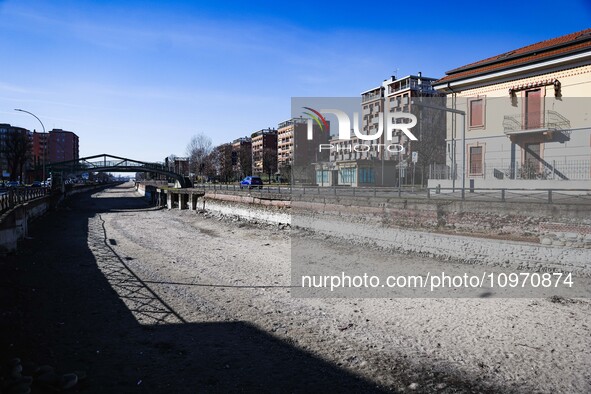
[277,119,300,169]
[431,28,591,190]
[251,128,277,177]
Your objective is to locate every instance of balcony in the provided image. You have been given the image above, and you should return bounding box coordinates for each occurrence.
[503,110,571,140]
[362,92,382,103]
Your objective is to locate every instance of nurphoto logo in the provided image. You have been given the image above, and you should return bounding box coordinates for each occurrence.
[302,106,418,154]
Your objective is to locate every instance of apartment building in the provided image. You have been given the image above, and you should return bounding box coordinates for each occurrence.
[231,137,252,178]
[278,117,329,183]
[251,128,277,177]
[321,74,443,187]
[0,124,30,181]
[360,85,385,161]
[48,129,79,163]
[431,28,591,190]
[167,157,189,176]
[31,131,48,170]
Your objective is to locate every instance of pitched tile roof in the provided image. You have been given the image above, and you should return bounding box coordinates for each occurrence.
[435,28,591,85]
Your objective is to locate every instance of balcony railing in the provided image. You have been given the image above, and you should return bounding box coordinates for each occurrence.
[362,92,382,103]
[503,110,571,135]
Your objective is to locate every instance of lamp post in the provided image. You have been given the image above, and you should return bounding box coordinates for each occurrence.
[410,101,466,199]
[15,109,47,183]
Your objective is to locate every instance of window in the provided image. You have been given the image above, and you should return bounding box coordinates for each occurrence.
[339,167,356,185]
[469,146,483,175]
[359,168,375,184]
[316,170,329,185]
[469,98,484,128]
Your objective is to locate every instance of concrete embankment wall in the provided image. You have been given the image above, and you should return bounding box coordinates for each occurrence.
[0,184,115,255]
[199,190,591,243]
[203,192,290,225]
[135,182,165,205]
[190,190,591,274]
[294,195,591,246]
[0,197,50,254]
[293,213,591,275]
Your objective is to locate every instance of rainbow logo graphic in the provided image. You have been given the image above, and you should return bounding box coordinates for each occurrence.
[302,107,329,132]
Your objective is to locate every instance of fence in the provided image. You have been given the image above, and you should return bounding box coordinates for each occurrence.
[0,187,49,214]
[426,187,591,204]
[429,159,590,181]
[188,183,591,204]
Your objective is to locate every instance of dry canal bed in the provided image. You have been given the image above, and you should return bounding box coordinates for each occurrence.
[1,183,589,393]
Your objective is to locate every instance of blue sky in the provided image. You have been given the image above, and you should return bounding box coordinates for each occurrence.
[1,0,590,162]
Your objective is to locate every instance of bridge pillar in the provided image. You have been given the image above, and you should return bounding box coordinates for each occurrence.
[189,193,198,211]
[179,193,188,210]
[167,193,173,210]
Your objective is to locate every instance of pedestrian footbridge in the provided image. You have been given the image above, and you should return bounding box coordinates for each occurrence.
[46,154,192,188]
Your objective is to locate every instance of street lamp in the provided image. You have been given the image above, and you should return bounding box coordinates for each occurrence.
[15,109,47,182]
[410,101,466,199]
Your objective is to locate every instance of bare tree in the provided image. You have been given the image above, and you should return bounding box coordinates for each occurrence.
[186,133,212,183]
[238,147,252,179]
[3,130,31,181]
[203,149,219,181]
[262,147,277,184]
[216,144,234,182]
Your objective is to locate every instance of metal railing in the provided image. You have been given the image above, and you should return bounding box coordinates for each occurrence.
[182,182,591,205]
[429,160,590,181]
[503,110,571,133]
[426,187,591,204]
[0,187,50,214]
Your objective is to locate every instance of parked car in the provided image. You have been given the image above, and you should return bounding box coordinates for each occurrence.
[31,181,42,187]
[239,176,263,190]
[6,181,20,188]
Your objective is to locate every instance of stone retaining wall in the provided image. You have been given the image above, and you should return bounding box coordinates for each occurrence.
[193,192,591,274]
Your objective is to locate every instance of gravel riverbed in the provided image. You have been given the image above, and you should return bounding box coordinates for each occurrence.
[1,183,589,393]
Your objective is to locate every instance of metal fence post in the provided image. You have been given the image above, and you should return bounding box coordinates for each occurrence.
[427,188,431,199]
[548,189,553,204]
[501,189,506,202]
